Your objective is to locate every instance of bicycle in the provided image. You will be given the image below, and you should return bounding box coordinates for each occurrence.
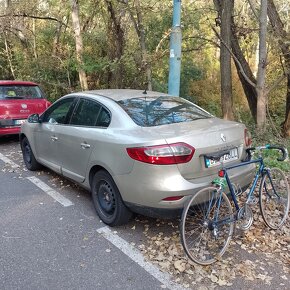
[180,145,290,265]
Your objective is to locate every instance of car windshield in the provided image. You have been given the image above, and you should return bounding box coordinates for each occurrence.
[117,96,212,127]
[0,85,44,100]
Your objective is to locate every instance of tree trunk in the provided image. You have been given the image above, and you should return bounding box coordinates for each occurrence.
[3,32,16,79]
[52,19,63,56]
[231,23,258,121]
[214,0,258,121]
[283,76,290,137]
[135,0,152,91]
[106,0,124,88]
[70,0,88,90]
[267,0,290,137]
[220,0,234,120]
[256,0,268,130]
[32,19,38,59]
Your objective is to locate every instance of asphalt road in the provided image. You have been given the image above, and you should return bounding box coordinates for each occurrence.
[0,136,183,290]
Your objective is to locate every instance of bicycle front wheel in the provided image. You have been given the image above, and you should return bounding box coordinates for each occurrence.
[259,168,290,229]
[180,187,234,265]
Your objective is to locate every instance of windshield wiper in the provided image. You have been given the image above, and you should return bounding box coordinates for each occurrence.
[4,96,24,99]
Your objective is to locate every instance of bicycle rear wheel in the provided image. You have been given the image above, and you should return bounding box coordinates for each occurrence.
[180,187,234,265]
[259,168,290,229]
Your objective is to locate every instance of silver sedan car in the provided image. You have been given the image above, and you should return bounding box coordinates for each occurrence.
[20,89,254,226]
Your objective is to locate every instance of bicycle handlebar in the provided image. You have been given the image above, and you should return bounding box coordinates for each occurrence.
[246,145,288,161]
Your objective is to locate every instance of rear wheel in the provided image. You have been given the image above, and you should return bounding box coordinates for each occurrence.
[259,168,290,229]
[91,170,132,226]
[180,187,234,265]
[21,137,42,171]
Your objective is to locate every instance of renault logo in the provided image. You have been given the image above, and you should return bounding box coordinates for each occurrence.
[221,134,226,142]
[21,104,27,109]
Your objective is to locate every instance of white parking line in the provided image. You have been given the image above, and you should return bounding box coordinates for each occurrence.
[0,153,20,168]
[97,226,186,290]
[27,176,74,207]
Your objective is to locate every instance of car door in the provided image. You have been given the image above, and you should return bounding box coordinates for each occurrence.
[34,97,76,173]
[59,97,111,183]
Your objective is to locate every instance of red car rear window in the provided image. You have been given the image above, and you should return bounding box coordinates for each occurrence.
[0,85,44,100]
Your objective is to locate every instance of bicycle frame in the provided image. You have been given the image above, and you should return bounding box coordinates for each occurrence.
[212,157,267,228]
[223,157,265,212]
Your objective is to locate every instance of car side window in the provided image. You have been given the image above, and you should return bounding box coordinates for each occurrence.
[70,99,102,126]
[96,107,111,127]
[42,98,75,124]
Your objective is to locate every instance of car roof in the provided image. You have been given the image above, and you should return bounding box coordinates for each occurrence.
[83,89,171,101]
[0,80,39,86]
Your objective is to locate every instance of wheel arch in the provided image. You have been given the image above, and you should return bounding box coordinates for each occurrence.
[89,165,112,189]
[19,133,26,144]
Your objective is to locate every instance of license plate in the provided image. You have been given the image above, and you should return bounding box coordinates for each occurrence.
[205,148,239,168]
[14,119,26,125]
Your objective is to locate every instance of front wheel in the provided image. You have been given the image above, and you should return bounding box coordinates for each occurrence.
[180,187,234,265]
[259,168,290,229]
[21,137,42,171]
[91,170,132,226]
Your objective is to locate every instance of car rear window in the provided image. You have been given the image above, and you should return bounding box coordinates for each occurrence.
[117,96,212,127]
[0,85,44,100]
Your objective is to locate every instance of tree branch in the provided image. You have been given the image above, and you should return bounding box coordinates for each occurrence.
[265,70,289,95]
[0,13,67,26]
[246,0,259,21]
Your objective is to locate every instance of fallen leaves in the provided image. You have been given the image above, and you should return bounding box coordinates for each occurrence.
[136,192,290,289]
[174,260,186,272]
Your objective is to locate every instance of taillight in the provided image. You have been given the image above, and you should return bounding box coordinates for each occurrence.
[126,142,195,165]
[46,101,51,108]
[244,128,252,147]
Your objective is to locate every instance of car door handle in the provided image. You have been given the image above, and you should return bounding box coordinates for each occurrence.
[80,142,91,149]
[51,136,58,141]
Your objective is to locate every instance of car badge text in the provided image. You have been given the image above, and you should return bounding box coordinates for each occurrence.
[221,134,226,142]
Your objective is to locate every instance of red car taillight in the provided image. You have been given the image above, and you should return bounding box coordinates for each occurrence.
[244,128,252,147]
[126,142,195,165]
[46,101,51,108]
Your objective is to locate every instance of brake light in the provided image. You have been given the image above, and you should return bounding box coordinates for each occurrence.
[244,128,252,147]
[218,170,225,177]
[126,142,195,165]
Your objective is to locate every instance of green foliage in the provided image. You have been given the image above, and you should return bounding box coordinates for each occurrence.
[248,124,290,172]
[261,148,290,172]
[180,60,203,98]
[0,0,288,145]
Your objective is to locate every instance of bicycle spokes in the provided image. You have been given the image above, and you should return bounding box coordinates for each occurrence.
[259,168,290,229]
[181,187,234,265]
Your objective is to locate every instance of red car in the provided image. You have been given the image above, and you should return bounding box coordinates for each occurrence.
[0,80,51,136]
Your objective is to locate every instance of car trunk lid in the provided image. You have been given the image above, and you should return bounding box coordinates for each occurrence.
[141,117,247,180]
[0,99,48,119]
[0,99,49,128]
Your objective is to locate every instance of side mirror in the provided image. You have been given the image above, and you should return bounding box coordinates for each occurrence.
[28,113,41,123]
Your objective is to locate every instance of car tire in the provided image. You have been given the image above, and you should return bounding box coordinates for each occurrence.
[21,137,42,171]
[91,170,132,226]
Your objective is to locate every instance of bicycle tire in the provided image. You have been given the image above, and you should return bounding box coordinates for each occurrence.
[180,187,234,265]
[259,167,290,229]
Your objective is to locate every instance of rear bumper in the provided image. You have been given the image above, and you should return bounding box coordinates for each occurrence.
[0,126,21,136]
[125,202,182,219]
[114,161,256,212]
